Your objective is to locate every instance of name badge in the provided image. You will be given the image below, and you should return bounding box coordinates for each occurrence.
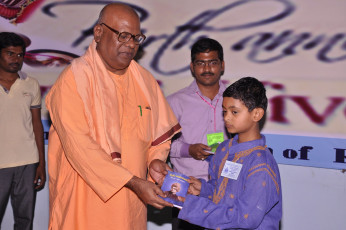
[221,160,242,180]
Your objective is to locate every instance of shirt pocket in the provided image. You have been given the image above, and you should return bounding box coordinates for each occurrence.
[137,105,152,142]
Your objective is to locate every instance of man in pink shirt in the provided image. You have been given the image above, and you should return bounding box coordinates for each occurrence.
[167,38,228,230]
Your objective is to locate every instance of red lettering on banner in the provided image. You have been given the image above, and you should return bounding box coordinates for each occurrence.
[290,96,345,124]
[264,81,345,124]
[270,96,289,123]
[269,95,345,124]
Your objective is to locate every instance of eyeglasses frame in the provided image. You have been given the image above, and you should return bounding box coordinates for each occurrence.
[100,23,146,45]
[193,59,221,68]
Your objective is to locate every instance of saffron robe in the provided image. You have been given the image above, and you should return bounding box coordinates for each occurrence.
[179,135,282,230]
[46,41,180,230]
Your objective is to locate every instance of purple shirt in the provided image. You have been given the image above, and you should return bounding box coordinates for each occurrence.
[167,80,227,180]
[179,135,282,230]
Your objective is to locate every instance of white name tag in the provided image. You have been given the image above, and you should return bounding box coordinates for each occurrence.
[221,160,243,180]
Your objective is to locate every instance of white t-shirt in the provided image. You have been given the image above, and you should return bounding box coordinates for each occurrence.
[0,71,41,169]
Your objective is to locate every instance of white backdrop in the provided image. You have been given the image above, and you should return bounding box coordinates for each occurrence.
[1,0,345,229]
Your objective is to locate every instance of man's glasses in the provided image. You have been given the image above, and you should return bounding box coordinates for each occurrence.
[100,23,146,45]
[193,59,221,68]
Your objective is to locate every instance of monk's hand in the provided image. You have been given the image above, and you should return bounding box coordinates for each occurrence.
[149,159,172,186]
[189,143,211,161]
[125,176,173,209]
[187,176,202,196]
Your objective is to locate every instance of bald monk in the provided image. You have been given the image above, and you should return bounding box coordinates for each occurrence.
[45,3,181,230]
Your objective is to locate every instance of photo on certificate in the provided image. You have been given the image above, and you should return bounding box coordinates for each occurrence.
[160,171,189,208]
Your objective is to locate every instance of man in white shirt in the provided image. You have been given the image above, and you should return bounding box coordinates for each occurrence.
[0,32,46,230]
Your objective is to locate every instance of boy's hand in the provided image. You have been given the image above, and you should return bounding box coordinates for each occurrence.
[187,176,202,195]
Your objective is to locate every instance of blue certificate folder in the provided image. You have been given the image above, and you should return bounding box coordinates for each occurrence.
[160,171,189,208]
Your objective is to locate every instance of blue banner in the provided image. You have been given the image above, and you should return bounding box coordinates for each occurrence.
[266,134,346,170]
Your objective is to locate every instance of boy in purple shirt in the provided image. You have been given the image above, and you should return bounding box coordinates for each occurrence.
[179,77,282,230]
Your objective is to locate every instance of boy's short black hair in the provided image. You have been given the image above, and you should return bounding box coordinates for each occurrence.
[191,38,223,62]
[223,77,267,112]
[0,32,26,53]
